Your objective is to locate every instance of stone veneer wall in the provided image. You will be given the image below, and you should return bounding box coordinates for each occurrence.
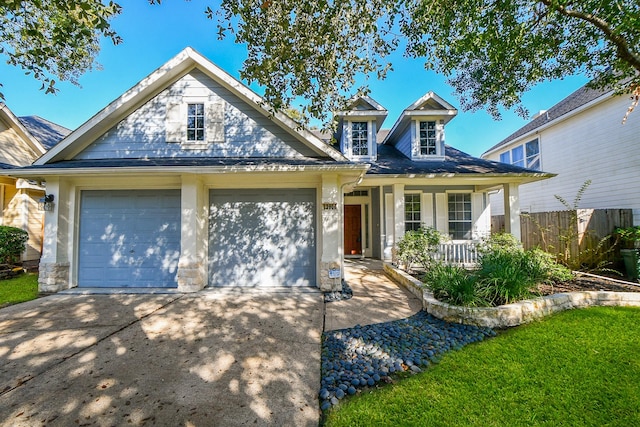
[176,263,205,292]
[384,263,640,329]
[320,261,342,292]
[38,262,70,293]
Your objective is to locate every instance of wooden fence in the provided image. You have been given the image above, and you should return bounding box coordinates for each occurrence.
[491,209,633,267]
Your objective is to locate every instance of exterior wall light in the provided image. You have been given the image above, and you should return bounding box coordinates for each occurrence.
[38,194,55,212]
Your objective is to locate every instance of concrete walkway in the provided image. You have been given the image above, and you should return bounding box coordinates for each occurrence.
[324,259,423,331]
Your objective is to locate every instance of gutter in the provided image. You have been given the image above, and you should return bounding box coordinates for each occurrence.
[0,163,370,179]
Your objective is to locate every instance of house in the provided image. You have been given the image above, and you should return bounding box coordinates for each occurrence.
[5,47,549,292]
[0,104,69,262]
[481,82,640,225]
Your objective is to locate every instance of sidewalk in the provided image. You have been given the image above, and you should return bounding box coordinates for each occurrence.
[324,259,423,331]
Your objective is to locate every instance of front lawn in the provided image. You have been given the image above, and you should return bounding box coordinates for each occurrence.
[0,272,39,307]
[324,307,640,426]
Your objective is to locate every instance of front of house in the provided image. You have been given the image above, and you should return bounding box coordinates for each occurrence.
[7,48,549,292]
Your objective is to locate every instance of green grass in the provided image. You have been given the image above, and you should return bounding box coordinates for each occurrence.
[324,307,640,427]
[0,272,39,306]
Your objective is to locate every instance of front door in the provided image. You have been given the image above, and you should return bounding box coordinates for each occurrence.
[344,205,362,256]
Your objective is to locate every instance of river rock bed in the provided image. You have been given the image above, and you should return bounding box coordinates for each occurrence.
[320,311,495,410]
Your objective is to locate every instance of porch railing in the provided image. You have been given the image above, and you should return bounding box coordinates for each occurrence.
[434,241,480,267]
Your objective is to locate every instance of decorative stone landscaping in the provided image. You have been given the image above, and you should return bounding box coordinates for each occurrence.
[384,262,640,329]
[320,311,495,410]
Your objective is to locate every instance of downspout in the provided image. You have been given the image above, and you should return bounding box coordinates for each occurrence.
[339,169,368,279]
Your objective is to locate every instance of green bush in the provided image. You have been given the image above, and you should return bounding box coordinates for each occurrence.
[476,250,538,305]
[0,226,28,265]
[423,263,486,307]
[423,233,573,307]
[396,226,444,272]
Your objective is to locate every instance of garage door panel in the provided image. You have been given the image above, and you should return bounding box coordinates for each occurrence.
[78,190,180,288]
[209,189,316,287]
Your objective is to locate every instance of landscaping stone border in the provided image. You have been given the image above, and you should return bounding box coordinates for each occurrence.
[383,263,640,329]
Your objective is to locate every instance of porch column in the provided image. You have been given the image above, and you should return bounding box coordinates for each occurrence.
[393,183,405,251]
[38,177,71,292]
[177,174,207,292]
[503,183,521,241]
[320,174,341,291]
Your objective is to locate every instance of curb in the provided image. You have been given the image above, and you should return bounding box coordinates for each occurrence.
[383,262,640,329]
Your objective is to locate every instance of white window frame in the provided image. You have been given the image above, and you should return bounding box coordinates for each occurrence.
[404,191,422,233]
[351,121,369,157]
[525,138,541,170]
[418,121,437,155]
[499,138,541,171]
[412,120,445,160]
[447,192,472,240]
[166,97,225,148]
[186,103,205,142]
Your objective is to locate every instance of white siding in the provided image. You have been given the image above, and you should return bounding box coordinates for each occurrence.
[76,70,317,159]
[487,95,640,224]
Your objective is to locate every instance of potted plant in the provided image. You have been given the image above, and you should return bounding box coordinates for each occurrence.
[615,226,640,281]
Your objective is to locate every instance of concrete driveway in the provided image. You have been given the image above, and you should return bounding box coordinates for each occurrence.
[0,290,323,426]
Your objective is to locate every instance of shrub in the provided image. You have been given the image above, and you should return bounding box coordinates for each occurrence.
[423,263,486,307]
[396,226,444,272]
[477,232,522,256]
[476,249,539,305]
[0,226,28,265]
[425,233,573,307]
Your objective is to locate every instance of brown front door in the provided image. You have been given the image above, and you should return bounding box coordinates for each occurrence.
[344,205,362,255]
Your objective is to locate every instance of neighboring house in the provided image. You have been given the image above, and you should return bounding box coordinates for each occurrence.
[5,47,549,292]
[482,83,640,225]
[0,104,69,262]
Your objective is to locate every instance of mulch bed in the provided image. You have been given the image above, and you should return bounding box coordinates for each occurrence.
[538,274,640,295]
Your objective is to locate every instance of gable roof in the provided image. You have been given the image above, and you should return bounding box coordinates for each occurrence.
[18,116,70,149]
[383,91,458,146]
[482,84,611,156]
[334,95,389,135]
[36,47,348,165]
[0,103,48,157]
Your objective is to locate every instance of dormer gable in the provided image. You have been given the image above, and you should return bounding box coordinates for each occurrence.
[383,92,457,161]
[334,96,388,161]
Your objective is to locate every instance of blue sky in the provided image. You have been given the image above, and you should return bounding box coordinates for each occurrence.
[0,0,589,157]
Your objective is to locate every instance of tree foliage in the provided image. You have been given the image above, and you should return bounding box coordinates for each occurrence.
[0,0,122,98]
[212,0,640,121]
[2,1,638,124]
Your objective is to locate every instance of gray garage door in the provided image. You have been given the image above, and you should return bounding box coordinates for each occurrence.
[78,190,181,288]
[209,189,316,287]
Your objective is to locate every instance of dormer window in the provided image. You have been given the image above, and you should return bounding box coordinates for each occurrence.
[419,121,437,155]
[334,96,388,161]
[411,119,444,160]
[351,122,369,156]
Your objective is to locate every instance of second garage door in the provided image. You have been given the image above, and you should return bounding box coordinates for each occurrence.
[209,189,316,287]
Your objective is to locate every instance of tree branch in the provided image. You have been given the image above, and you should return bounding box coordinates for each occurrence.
[539,0,640,72]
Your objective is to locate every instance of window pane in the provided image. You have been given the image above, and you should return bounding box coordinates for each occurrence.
[448,193,472,240]
[512,146,524,167]
[526,139,541,170]
[419,121,437,156]
[351,122,368,156]
[187,103,205,142]
[404,193,421,232]
[500,152,510,164]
